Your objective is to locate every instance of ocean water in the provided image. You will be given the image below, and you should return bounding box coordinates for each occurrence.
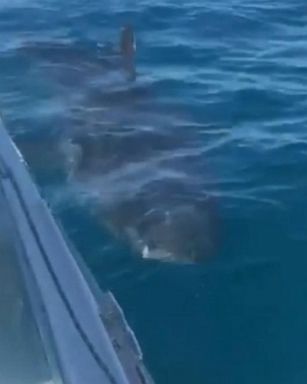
[0,0,307,383]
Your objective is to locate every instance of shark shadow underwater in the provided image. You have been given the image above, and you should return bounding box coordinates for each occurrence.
[18,26,220,264]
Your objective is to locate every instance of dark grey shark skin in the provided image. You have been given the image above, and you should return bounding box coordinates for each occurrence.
[15,26,218,264]
[64,133,219,264]
[120,24,136,81]
[17,25,136,87]
[40,122,218,265]
[61,113,219,264]
[97,179,219,264]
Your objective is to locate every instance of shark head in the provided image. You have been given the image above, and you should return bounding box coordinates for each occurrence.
[135,204,217,263]
[101,192,218,264]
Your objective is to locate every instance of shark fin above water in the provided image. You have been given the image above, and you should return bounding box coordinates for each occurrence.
[119,24,136,81]
[120,24,136,58]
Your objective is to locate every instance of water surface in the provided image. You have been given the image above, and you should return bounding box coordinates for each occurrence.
[0,1,307,383]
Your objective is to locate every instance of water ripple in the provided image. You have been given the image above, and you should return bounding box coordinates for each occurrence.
[1,1,307,383]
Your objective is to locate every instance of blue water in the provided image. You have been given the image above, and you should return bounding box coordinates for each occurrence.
[1,0,307,383]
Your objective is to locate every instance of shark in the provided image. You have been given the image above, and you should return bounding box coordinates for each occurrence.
[17,24,137,91]
[16,25,219,264]
[64,127,219,264]
[99,183,218,263]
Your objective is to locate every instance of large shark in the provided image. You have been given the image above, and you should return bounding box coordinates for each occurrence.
[100,183,218,263]
[14,25,141,173]
[65,126,219,264]
[16,26,219,264]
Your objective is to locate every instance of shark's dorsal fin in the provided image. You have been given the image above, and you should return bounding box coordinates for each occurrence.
[120,24,136,58]
[120,24,136,80]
